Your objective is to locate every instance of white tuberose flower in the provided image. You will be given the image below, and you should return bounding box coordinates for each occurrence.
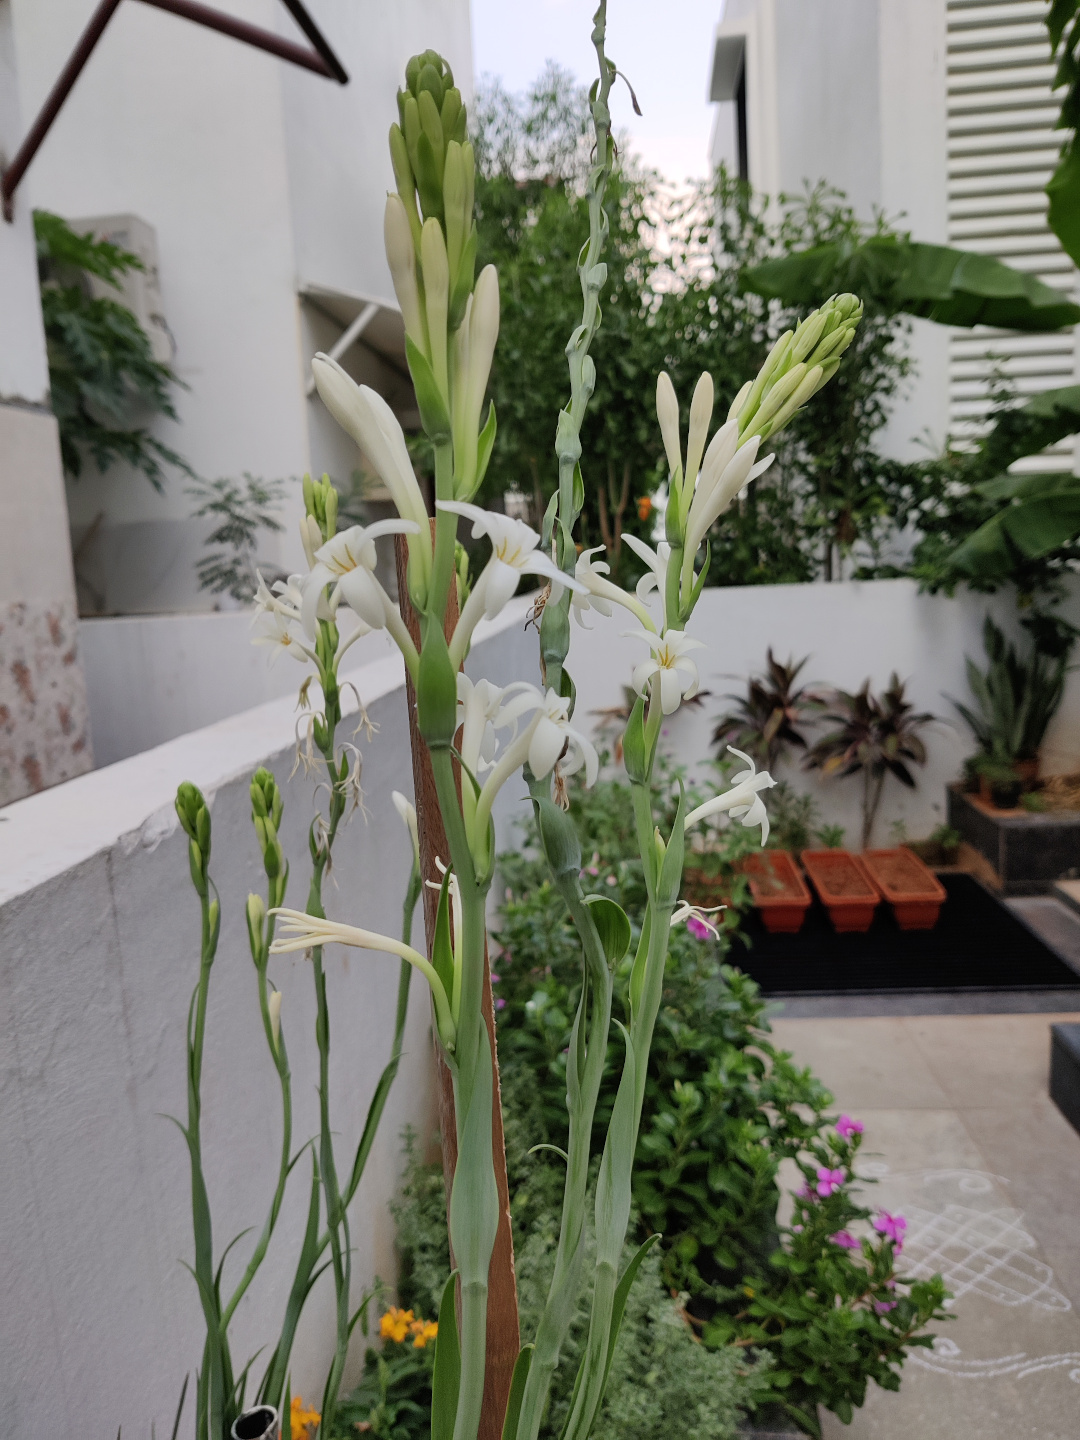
[684,418,776,558]
[301,521,419,667]
[436,501,586,665]
[628,629,705,714]
[564,546,657,632]
[391,789,420,865]
[685,747,777,845]
[621,534,673,632]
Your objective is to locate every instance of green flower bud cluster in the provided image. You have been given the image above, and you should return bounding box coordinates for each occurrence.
[732,293,863,443]
[250,767,287,907]
[176,781,211,897]
[454,540,472,613]
[302,473,339,545]
[390,51,477,333]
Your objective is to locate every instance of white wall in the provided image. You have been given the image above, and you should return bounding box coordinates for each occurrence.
[0,607,533,1439]
[567,577,1080,848]
[8,0,471,613]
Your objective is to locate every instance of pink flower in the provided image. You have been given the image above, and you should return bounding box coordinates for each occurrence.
[873,1211,906,1249]
[606,875,617,887]
[830,1230,861,1250]
[795,1183,815,1201]
[836,1115,864,1139]
[874,1300,898,1314]
[493,997,506,1010]
[816,1167,845,1197]
[489,974,500,984]
[686,915,713,941]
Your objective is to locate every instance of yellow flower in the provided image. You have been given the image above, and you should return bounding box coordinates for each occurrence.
[410,1318,438,1348]
[291,1395,320,1438]
[380,1306,415,1343]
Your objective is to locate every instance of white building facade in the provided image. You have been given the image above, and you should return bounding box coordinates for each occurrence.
[708,0,1080,468]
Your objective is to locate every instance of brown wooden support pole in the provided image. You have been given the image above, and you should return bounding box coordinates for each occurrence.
[394,531,520,1438]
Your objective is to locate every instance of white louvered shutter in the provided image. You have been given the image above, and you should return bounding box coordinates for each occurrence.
[947,0,1079,471]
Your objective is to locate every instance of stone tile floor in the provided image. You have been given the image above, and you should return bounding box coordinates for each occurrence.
[768,1008,1080,1439]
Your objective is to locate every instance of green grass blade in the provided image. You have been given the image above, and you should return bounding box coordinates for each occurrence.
[431,1270,461,1440]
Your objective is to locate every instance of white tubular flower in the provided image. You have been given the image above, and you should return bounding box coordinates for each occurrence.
[392,789,420,865]
[684,747,777,846]
[452,266,500,498]
[621,534,673,632]
[672,900,725,941]
[310,356,432,578]
[467,684,598,864]
[270,908,456,1053]
[267,988,282,1053]
[685,371,714,492]
[457,673,504,777]
[684,425,775,559]
[252,607,318,666]
[300,514,323,570]
[563,546,656,632]
[301,521,419,668]
[437,500,585,665]
[656,371,683,483]
[627,629,705,714]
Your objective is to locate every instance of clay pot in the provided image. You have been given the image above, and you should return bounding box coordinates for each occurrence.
[862,848,947,930]
[738,850,813,934]
[800,850,880,933]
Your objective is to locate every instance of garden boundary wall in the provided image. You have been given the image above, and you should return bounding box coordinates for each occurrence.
[0,600,535,1440]
[567,576,1080,848]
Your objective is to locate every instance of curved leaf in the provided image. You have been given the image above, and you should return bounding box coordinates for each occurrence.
[951,473,1080,578]
[583,895,632,967]
[743,236,1080,332]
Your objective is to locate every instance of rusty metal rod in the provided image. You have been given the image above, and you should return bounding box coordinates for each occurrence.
[1,0,123,221]
[134,0,344,81]
[1,0,347,223]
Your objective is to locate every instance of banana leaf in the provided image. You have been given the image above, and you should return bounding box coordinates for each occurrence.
[742,236,1080,332]
[950,472,1080,578]
[978,385,1080,479]
[1046,2,1080,266]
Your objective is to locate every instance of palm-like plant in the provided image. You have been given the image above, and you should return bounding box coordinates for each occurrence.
[712,649,815,772]
[950,616,1068,766]
[804,676,936,849]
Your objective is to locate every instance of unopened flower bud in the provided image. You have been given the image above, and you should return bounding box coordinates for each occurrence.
[656,372,682,485]
[392,790,420,864]
[267,988,282,1051]
[246,892,266,958]
[385,194,426,350]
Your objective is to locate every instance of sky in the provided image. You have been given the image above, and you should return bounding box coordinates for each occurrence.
[469,0,727,185]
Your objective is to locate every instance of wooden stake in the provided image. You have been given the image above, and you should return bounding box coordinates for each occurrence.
[394,532,520,1438]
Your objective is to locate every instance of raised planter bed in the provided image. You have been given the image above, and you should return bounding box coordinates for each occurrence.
[947,785,1080,895]
[800,850,880,933]
[862,848,947,930]
[738,850,813,934]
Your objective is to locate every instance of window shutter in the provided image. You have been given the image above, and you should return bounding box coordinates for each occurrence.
[947,0,1078,471]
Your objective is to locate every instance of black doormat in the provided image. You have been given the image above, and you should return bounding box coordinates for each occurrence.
[726,872,1080,996]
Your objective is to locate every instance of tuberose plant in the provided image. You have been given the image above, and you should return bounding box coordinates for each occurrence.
[175,9,865,1438]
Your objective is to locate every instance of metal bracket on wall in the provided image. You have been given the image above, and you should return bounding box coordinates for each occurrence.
[1,0,348,222]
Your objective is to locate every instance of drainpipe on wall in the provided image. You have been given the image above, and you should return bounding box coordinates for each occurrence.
[0,2,93,805]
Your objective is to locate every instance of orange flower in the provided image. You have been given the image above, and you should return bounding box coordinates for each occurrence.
[380,1306,415,1343]
[410,1318,439,1348]
[291,1395,320,1438]
[637,495,653,522]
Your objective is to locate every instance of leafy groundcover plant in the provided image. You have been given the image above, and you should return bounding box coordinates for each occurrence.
[343,764,947,1439]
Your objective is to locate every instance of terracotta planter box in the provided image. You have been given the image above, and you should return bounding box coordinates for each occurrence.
[738,850,812,934]
[800,850,880,933]
[862,847,947,930]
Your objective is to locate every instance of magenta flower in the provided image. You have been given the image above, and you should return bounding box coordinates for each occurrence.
[795,1182,815,1201]
[816,1167,845,1197]
[874,1300,898,1314]
[836,1115,864,1140]
[686,915,713,941]
[489,974,500,984]
[494,996,506,1010]
[873,1211,906,1248]
[830,1230,861,1250]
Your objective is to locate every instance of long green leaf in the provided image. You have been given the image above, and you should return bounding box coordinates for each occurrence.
[501,1345,535,1440]
[951,473,1080,578]
[978,385,1080,479]
[431,1270,461,1440]
[743,236,1080,332]
[600,1234,661,1400]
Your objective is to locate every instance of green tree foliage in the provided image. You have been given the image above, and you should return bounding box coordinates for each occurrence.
[1046,1,1080,267]
[34,210,190,489]
[187,474,286,602]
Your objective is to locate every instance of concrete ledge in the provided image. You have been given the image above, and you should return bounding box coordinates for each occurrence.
[948,787,1080,895]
